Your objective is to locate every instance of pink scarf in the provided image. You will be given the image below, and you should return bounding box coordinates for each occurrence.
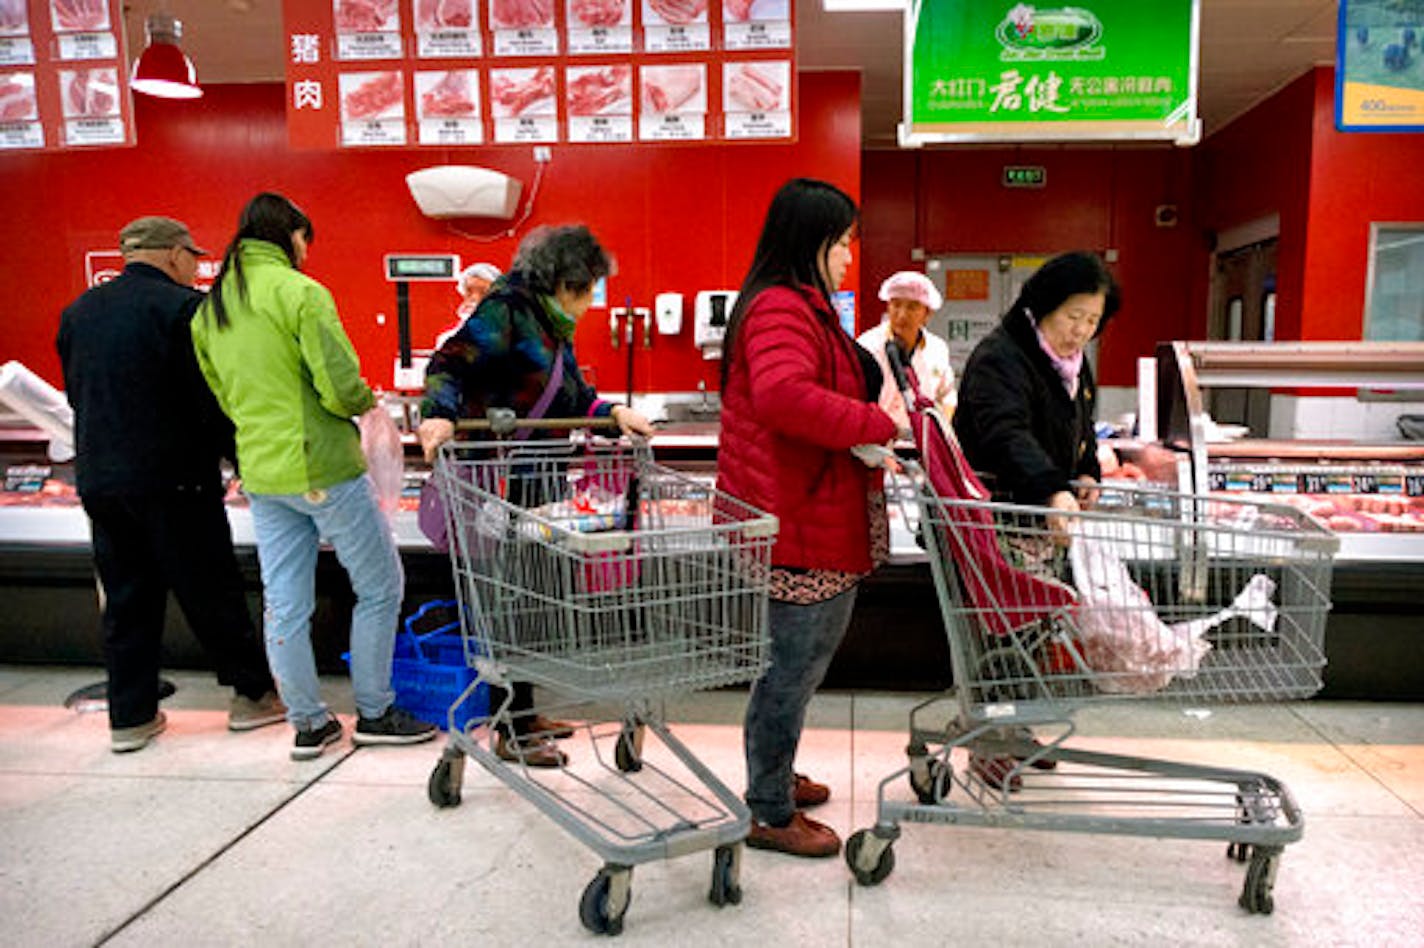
[1033,315,1082,398]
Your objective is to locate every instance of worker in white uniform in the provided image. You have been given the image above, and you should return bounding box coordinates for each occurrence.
[857,270,956,433]
[435,262,502,347]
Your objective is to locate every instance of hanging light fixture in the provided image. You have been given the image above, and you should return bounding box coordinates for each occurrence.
[130,11,202,100]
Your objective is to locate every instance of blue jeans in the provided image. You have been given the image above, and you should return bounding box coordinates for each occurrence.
[248,475,402,729]
[744,587,859,826]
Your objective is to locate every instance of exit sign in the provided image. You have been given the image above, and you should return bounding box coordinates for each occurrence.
[1002,166,1047,188]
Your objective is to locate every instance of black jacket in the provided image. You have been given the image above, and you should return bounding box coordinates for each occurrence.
[952,309,1100,504]
[56,263,235,496]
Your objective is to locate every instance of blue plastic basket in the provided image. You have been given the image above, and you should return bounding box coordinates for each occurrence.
[347,600,488,732]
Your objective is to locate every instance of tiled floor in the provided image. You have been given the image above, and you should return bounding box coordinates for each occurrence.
[1,664,1421,947]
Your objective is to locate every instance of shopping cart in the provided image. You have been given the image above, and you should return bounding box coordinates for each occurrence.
[423,415,777,935]
[844,348,1337,915]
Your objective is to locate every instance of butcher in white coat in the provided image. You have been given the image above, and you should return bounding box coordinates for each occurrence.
[857,270,956,434]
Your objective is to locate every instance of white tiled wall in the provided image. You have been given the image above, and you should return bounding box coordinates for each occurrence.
[1269,394,1424,440]
[1095,387,1424,442]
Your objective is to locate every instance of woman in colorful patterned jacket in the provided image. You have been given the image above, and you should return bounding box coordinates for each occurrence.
[418,224,653,767]
[717,178,898,858]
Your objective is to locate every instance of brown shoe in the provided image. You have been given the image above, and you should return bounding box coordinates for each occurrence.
[496,733,567,768]
[969,753,1023,791]
[1013,740,1059,771]
[793,772,830,808]
[527,715,576,740]
[746,812,841,858]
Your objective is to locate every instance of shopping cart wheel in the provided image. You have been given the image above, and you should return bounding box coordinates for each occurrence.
[580,865,633,935]
[708,844,743,907]
[427,751,465,809]
[845,829,896,886]
[1238,848,1280,915]
[615,722,644,773]
[910,758,952,805]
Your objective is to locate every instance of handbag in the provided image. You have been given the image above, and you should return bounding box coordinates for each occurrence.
[418,348,566,552]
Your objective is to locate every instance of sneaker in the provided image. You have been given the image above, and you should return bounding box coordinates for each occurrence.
[228,691,286,732]
[292,717,343,761]
[793,772,831,808]
[351,707,438,746]
[746,812,841,858]
[111,712,166,754]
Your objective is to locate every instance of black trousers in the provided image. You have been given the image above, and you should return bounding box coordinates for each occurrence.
[83,491,274,729]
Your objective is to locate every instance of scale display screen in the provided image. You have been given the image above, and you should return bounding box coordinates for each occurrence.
[384,254,460,282]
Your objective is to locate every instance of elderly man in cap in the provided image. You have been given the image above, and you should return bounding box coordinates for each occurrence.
[857,270,957,433]
[57,216,283,753]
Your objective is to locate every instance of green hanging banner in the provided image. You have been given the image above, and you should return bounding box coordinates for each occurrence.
[902,1,1200,146]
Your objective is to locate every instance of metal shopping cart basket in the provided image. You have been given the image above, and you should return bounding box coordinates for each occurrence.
[844,349,1338,915]
[423,416,777,935]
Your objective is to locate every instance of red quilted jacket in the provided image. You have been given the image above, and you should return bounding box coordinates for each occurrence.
[717,285,898,573]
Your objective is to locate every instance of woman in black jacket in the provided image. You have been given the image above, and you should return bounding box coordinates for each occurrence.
[951,251,1120,791]
[954,250,1121,527]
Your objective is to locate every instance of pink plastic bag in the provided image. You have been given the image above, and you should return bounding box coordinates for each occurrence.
[359,399,404,520]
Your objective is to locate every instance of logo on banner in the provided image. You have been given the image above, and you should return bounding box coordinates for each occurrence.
[997,5,1105,60]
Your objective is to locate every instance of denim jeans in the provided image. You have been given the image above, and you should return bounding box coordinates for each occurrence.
[248,475,402,729]
[744,587,859,826]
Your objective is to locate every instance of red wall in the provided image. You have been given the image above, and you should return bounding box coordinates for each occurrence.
[1196,66,1424,342]
[861,146,1206,387]
[1302,67,1424,340]
[0,72,861,394]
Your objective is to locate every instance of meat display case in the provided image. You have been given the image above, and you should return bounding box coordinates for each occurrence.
[1141,341,1424,698]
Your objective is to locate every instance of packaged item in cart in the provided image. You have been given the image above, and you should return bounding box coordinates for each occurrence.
[1069,527,1279,694]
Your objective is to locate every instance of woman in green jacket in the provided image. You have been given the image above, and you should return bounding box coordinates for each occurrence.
[192,192,435,760]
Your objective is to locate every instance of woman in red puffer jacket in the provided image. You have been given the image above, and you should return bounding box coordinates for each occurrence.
[718,178,898,859]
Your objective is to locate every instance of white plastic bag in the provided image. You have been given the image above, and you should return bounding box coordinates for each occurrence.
[359,398,404,520]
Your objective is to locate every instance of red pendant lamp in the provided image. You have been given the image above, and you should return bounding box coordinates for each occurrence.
[130,11,202,100]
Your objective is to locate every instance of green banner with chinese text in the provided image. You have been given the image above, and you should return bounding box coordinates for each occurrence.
[904,1,1199,144]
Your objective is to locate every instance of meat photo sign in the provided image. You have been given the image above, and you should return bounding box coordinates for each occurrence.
[0,0,134,152]
[284,0,794,148]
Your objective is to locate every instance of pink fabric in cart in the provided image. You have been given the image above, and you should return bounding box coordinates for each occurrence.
[908,377,1077,638]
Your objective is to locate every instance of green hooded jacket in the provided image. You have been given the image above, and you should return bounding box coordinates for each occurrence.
[191,239,374,495]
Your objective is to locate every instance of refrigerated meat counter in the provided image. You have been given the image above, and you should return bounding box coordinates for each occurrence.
[1135,341,1424,697]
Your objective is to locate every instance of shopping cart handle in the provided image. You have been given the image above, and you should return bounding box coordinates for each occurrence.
[455,409,620,434]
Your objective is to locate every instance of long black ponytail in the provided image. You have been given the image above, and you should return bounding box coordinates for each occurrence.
[204,192,314,329]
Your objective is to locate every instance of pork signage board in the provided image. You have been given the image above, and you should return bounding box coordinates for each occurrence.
[0,0,135,153]
[1336,0,1424,132]
[284,0,796,149]
[902,1,1200,145]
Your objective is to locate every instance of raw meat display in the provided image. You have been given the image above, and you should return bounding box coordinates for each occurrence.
[342,72,403,120]
[567,65,631,115]
[335,0,398,31]
[641,65,702,114]
[420,71,477,117]
[646,0,706,25]
[1264,491,1424,532]
[0,0,29,33]
[51,0,108,31]
[0,76,36,120]
[571,0,625,27]
[415,0,473,28]
[491,0,554,29]
[64,68,117,117]
[722,0,753,21]
[491,66,556,116]
[726,62,783,111]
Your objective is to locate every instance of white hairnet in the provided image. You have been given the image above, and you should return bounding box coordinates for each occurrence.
[877,271,943,312]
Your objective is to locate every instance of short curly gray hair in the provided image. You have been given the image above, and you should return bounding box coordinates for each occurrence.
[510,225,614,296]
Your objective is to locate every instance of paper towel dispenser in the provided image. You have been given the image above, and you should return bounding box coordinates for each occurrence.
[693,290,736,358]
